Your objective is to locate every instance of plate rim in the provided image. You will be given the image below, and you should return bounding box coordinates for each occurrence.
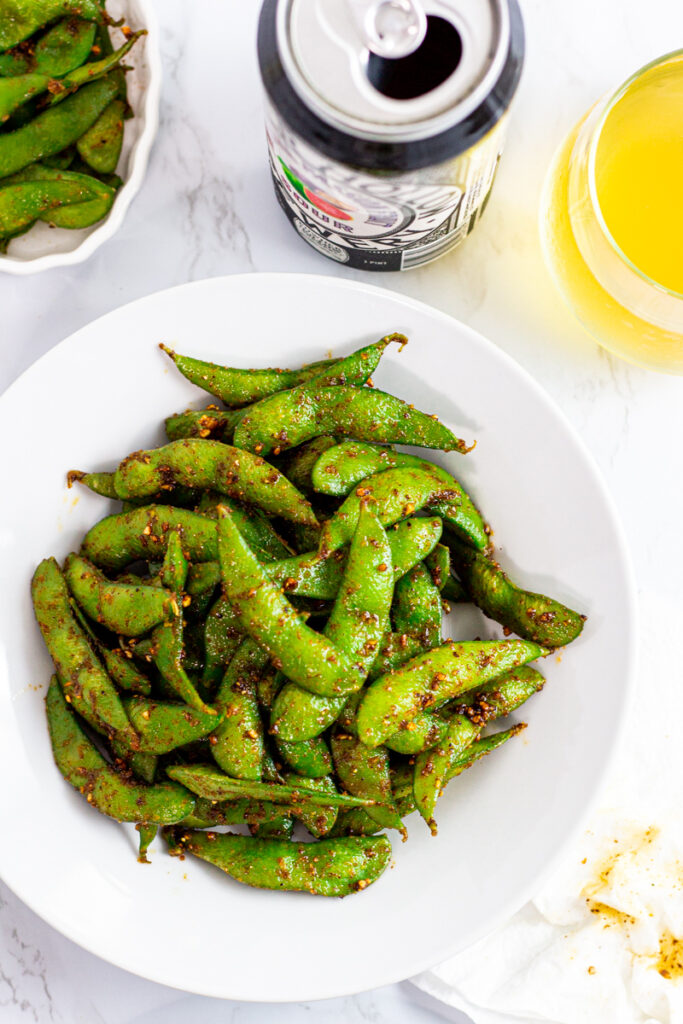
[0,272,639,1000]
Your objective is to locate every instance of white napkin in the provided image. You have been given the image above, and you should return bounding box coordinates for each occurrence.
[412,590,683,1024]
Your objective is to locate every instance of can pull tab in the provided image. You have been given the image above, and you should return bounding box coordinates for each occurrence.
[345,0,427,59]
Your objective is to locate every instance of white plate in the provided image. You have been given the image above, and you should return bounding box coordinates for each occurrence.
[0,0,160,274]
[0,274,636,1000]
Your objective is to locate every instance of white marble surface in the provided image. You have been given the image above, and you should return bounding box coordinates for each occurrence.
[1,0,681,1020]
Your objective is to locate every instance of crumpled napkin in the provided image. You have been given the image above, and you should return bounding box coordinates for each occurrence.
[412,590,683,1024]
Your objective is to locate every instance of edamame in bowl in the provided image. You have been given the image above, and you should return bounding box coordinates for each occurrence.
[0,275,637,1000]
[0,0,160,273]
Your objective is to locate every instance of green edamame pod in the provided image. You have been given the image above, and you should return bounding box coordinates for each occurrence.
[393,724,526,818]
[282,435,338,492]
[452,665,546,724]
[32,558,136,744]
[274,733,332,778]
[286,774,339,837]
[47,678,194,824]
[109,734,157,784]
[160,344,337,406]
[165,764,375,809]
[445,533,586,648]
[211,638,267,780]
[329,807,381,838]
[146,614,216,715]
[186,561,221,597]
[217,505,356,698]
[320,465,486,556]
[270,504,394,739]
[234,385,469,457]
[100,645,152,695]
[0,179,91,237]
[0,33,142,122]
[265,515,441,600]
[80,506,219,571]
[0,19,96,78]
[356,638,546,747]
[64,553,175,636]
[205,495,293,561]
[164,828,392,897]
[251,815,294,840]
[165,406,244,444]
[111,440,317,527]
[368,630,427,680]
[256,666,284,710]
[0,1,102,51]
[200,593,242,694]
[156,530,188,593]
[181,796,288,830]
[311,440,423,496]
[136,822,157,862]
[124,697,219,754]
[331,733,404,833]
[68,595,153,697]
[384,710,449,755]
[0,76,119,177]
[391,562,442,646]
[413,714,479,832]
[424,544,450,592]
[75,96,125,171]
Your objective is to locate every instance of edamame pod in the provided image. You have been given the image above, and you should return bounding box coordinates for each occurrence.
[112,440,317,526]
[270,504,394,738]
[124,697,220,754]
[32,558,136,743]
[413,714,479,832]
[319,465,486,556]
[165,764,375,809]
[274,734,332,778]
[282,435,338,492]
[0,76,119,177]
[452,665,545,725]
[235,385,469,457]
[64,553,175,636]
[0,179,92,237]
[136,822,157,862]
[0,19,96,78]
[331,733,404,833]
[81,506,219,570]
[160,345,336,406]
[311,440,423,496]
[145,614,216,715]
[164,829,392,897]
[356,639,546,747]
[384,710,449,755]
[47,678,194,824]
[0,1,102,51]
[211,638,267,780]
[217,505,356,698]
[165,406,244,444]
[391,562,442,646]
[75,97,125,172]
[445,533,586,648]
[200,594,242,694]
[286,774,339,837]
[265,515,441,600]
[156,529,188,593]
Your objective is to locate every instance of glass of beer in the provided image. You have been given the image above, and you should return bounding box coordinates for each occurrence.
[540,50,683,373]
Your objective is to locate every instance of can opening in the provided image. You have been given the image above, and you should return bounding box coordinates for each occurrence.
[366,15,462,100]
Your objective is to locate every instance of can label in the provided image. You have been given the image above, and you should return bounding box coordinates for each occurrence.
[265,102,506,271]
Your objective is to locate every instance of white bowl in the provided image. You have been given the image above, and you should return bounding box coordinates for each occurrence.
[0,275,637,1000]
[0,0,160,274]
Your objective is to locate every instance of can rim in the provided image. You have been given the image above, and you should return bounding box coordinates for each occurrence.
[257,0,525,172]
[276,0,510,144]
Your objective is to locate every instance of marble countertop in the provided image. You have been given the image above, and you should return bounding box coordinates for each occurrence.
[1,0,681,1021]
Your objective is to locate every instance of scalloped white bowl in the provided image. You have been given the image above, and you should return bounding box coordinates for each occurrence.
[0,0,160,274]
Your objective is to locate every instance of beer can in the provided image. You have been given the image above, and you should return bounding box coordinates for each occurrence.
[257,0,524,271]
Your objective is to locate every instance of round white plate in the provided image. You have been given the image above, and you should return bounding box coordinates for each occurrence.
[0,274,636,1001]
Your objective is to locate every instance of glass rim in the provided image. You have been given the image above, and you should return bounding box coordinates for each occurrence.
[586,48,683,302]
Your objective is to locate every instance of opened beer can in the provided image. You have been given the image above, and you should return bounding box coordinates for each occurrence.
[257,0,524,271]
